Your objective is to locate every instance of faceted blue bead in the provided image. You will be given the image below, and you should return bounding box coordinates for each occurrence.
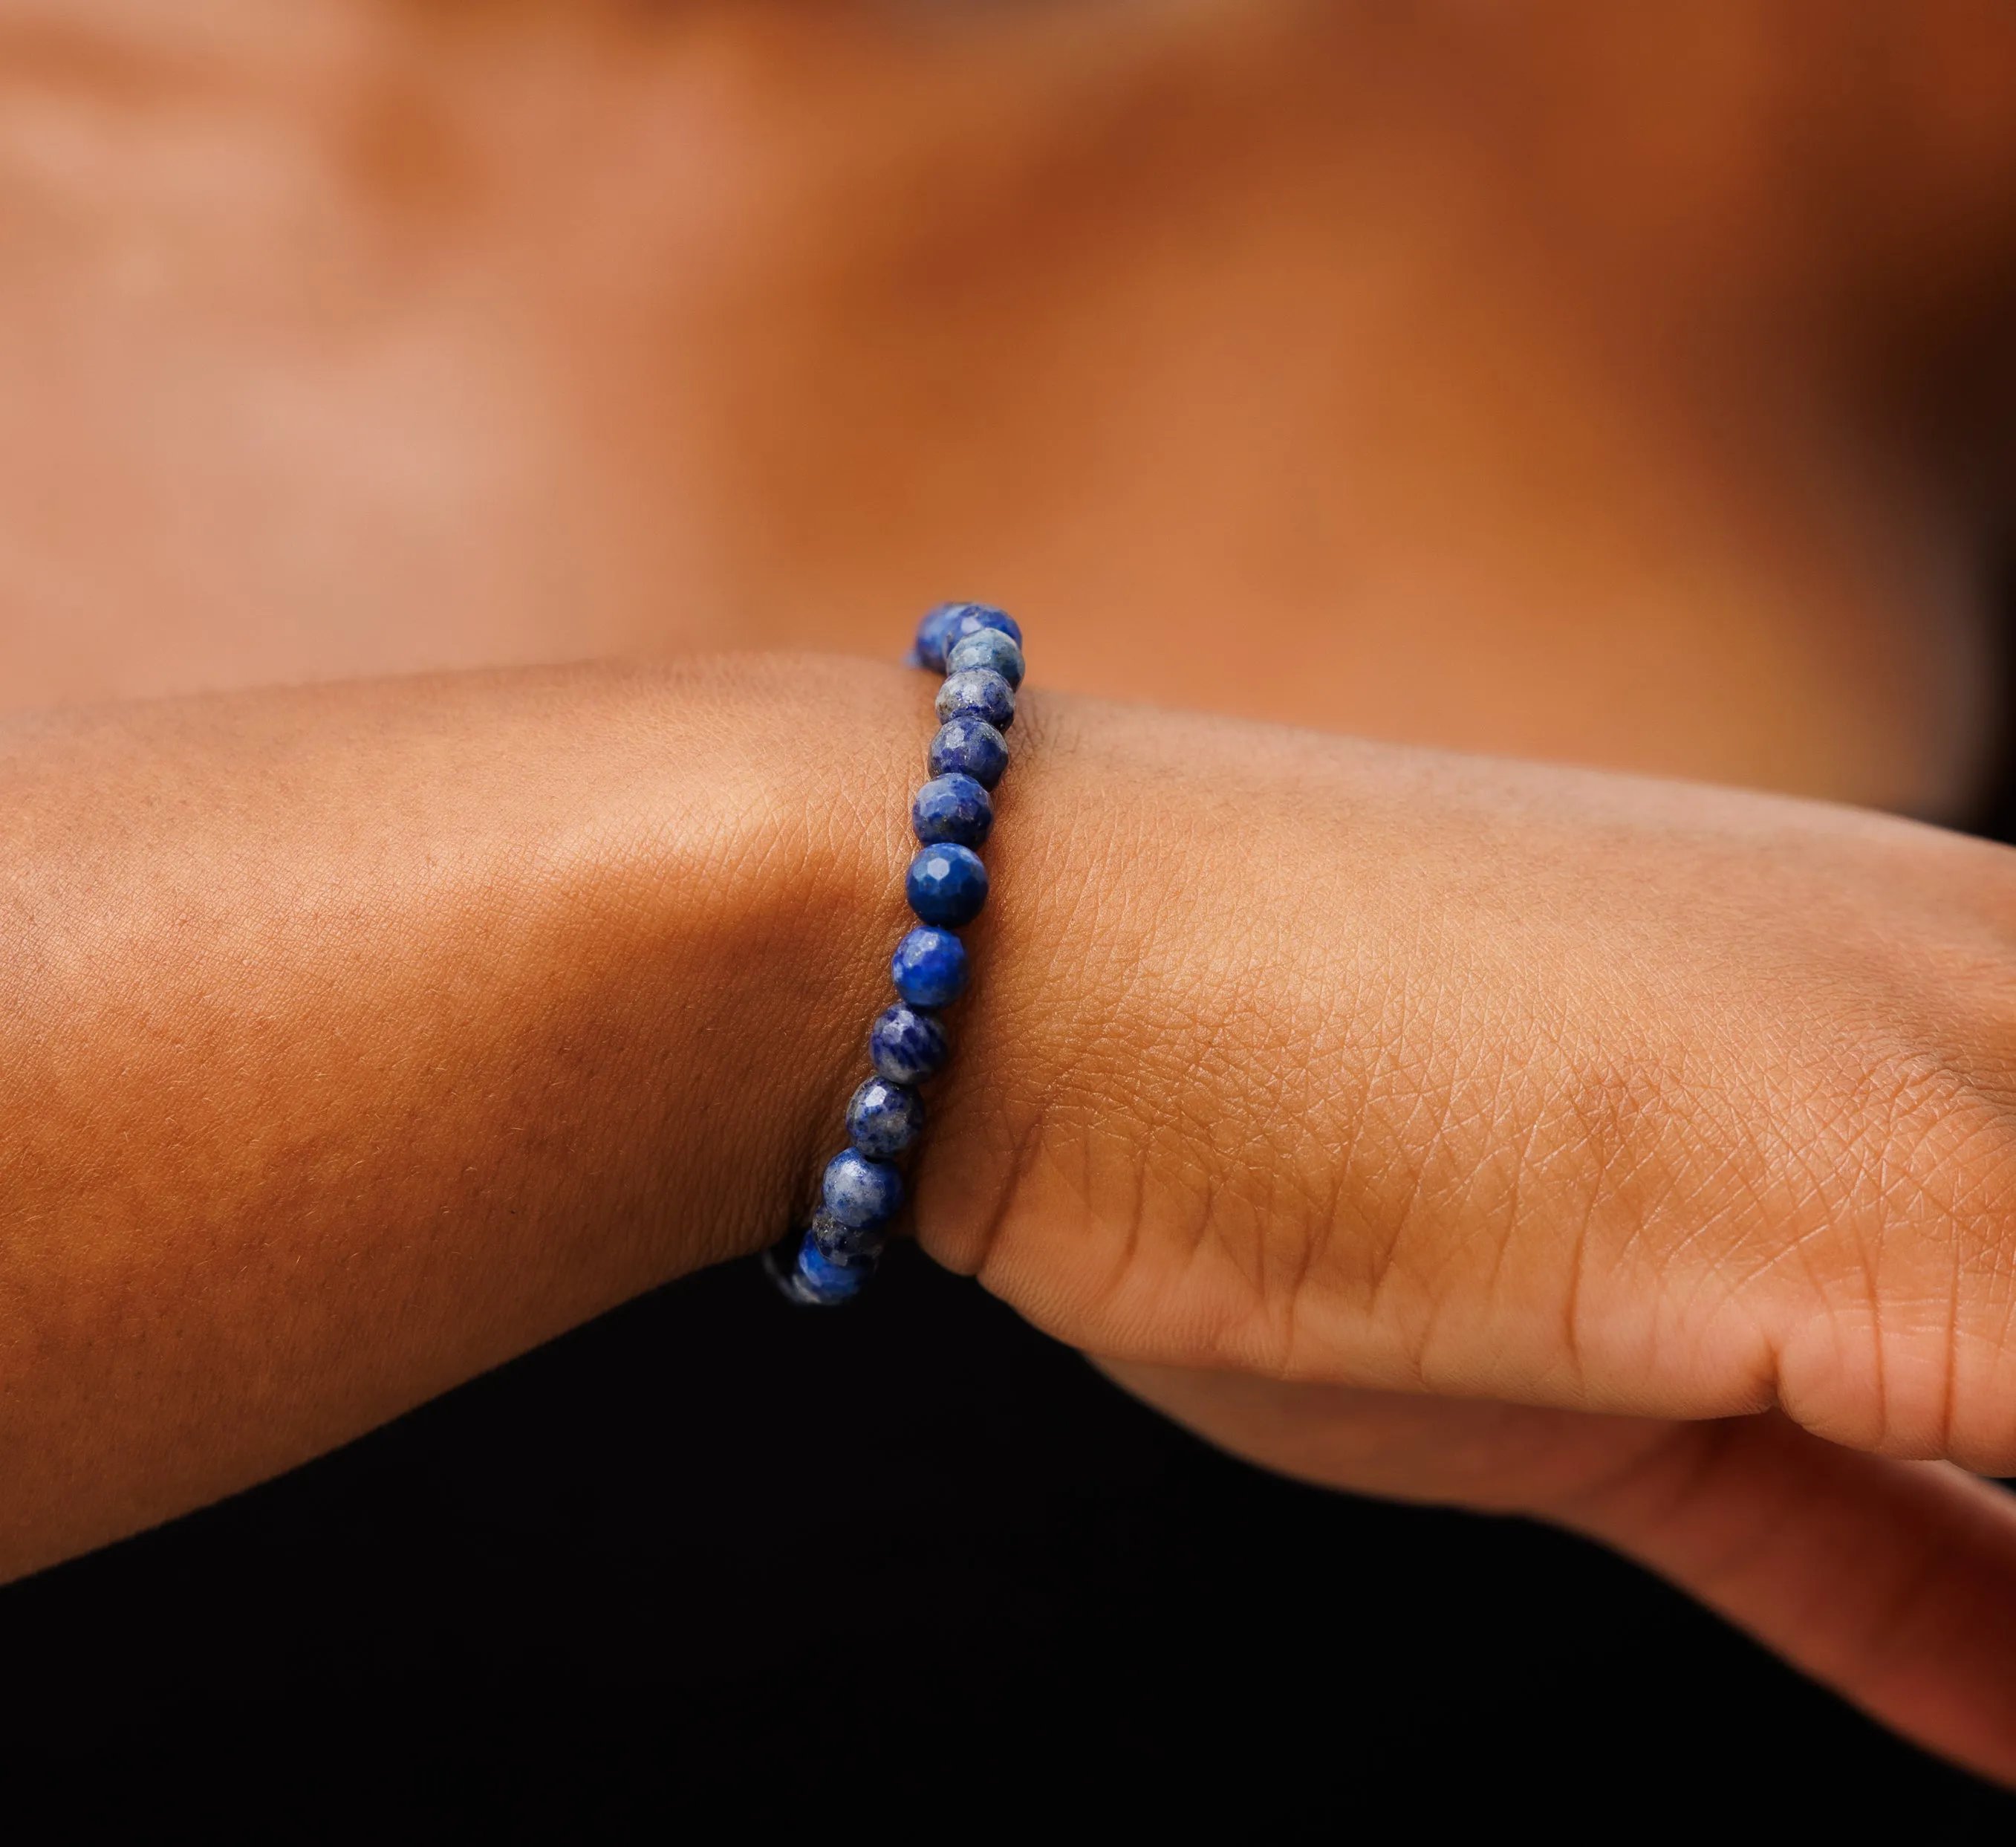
[796,1239,875,1304]
[891,925,969,1007]
[928,718,1009,790]
[870,1003,949,1084]
[937,668,1015,733]
[945,627,1025,689]
[808,1207,886,1262]
[822,1148,904,1229]
[911,773,994,848]
[913,603,970,673]
[907,843,989,927]
[847,1076,924,1158]
[944,604,1022,651]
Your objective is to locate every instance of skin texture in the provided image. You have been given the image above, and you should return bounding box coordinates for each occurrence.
[5,658,2016,1788]
[0,658,927,1574]
[2,0,2016,1791]
[944,693,2016,1779]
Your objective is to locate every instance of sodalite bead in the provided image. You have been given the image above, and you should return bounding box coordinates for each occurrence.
[796,1239,875,1304]
[929,718,1009,790]
[870,1003,949,1084]
[822,1148,904,1228]
[913,603,966,672]
[912,773,993,848]
[808,1207,885,1262]
[914,601,1011,672]
[781,600,1030,1309]
[937,668,1015,733]
[847,1076,924,1158]
[907,843,989,927]
[891,926,969,1007]
[945,628,1025,689]
[943,604,1022,651]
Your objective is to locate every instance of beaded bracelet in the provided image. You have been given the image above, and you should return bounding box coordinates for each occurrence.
[764,601,1025,1307]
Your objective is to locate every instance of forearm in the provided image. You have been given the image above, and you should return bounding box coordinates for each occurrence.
[0,652,929,1578]
[11,645,2016,1586]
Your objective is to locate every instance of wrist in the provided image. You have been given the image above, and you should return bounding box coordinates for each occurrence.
[608,651,941,1279]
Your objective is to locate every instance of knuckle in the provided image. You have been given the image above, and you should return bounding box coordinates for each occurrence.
[1769,1021,2016,1462]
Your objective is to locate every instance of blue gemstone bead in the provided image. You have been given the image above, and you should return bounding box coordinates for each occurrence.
[870,1003,949,1084]
[822,1148,904,1229]
[808,1207,886,1262]
[944,603,1022,651]
[928,718,1009,790]
[937,668,1015,733]
[796,1239,875,1304]
[847,1076,924,1158]
[914,602,975,672]
[891,925,969,1007]
[945,627,1025,689]
[911,773,994,848]
[907,843,989,927]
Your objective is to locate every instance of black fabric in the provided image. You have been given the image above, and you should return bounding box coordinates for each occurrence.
[1,1247,2010,1829]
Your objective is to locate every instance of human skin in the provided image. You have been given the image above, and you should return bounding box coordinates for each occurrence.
[4,0,2016,1791]
[5,0,2015,807]
[2,656,2016,1786]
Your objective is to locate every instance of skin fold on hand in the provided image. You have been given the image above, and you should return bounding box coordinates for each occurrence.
[924,689,2016,1782]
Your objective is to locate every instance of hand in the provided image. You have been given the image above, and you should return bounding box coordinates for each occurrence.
[5,657,2013,1784]
[916,690,2016,1781]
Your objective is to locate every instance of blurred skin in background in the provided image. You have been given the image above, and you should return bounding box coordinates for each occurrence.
[7,0,2016,1783]
[4,0,2014,811]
